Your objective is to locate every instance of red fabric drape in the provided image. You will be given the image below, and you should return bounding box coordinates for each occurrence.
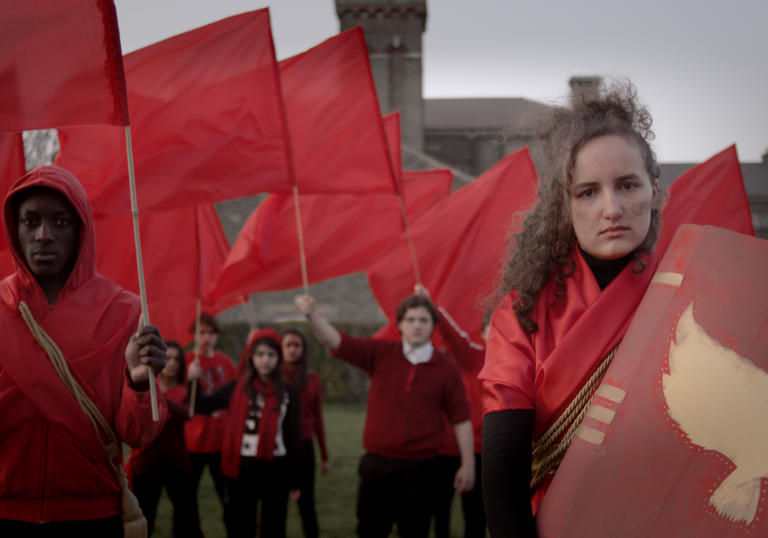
[0,0,128,131]
[94,204,240,342]
[207,170,452,301]
[367,147,539,343]
[658,145,754,256]
[280,27,397,195]
[0,132,26,197]
[55,9,293,217]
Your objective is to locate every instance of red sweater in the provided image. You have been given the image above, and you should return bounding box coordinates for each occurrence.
[437,307,486,455]
[185,350,236,453]
[333,334,469,460]
[284,369,329,462]
[0,166,167,523]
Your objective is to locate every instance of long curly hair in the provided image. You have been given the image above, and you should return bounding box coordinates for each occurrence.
[492,80,665,333]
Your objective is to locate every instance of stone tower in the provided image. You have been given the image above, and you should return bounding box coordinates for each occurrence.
[335,0,426,150]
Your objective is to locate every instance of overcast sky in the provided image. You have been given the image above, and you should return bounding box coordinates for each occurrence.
[114,0,767,163]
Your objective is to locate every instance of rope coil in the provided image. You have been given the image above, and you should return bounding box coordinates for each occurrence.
[19,300,147,537]
[530,344,619,490]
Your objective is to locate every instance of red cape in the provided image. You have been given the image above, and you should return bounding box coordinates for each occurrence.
[480,248,659,509]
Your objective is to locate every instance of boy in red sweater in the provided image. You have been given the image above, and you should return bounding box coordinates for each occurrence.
[185,312,237,532]
[297,293,474,538]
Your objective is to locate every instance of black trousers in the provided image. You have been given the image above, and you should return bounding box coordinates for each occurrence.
[132,470,204,538]
[190,451,229,534]
[461,453,487,538]
[430,454,488,538]
[432,455,460,538]
[0,516,123,537]
[296,438,320,538]
[227,457,291,538]
[356,452,440,538]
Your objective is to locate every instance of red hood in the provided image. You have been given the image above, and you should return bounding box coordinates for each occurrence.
[2,165,96,316]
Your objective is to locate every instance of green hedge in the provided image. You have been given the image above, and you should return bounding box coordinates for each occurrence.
[212,321,383,403]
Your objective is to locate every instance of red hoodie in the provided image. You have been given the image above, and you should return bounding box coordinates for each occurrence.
[0,166,167,523]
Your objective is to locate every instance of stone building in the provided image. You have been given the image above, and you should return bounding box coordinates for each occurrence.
[221,0,767,325]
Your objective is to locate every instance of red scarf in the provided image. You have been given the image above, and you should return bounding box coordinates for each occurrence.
[221,374,283,477]
[251,377,281,461]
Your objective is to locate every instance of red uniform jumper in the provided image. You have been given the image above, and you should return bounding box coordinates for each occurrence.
[480,248,658,512]
[284,367,328,538]
[184,350,237,453]
[184,349,236,527]
[436,307,487,538]
[0,166,167,525]
[288,371,329,463]
[333,333,469,538]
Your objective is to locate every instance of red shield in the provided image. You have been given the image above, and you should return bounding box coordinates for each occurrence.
[537,225,768,537]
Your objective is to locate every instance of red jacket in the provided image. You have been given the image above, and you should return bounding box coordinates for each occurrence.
[0,166,167,523]
[437,307,486,455]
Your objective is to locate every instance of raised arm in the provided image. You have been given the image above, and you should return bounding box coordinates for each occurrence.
[414,284,484,368]
[295,294,341,350]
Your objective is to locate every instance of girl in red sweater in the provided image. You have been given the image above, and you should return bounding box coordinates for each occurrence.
[190,329,302,538]
[282,328,329,538]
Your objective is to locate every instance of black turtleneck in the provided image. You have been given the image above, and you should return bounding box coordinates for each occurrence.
[578,247,632,290]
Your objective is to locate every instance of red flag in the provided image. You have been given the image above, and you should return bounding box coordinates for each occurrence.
[280,27,397,195]
[95,204,241,342]
[367,147,539,343]
[0,132,26,277]
[0,0,128,131]
[0,132,25,202]
[401,169,453,221]
[206,169,452,301]
[658,145,754,256]
[55,9,292,217]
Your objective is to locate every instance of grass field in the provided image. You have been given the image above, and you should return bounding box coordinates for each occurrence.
[151,403,471,537]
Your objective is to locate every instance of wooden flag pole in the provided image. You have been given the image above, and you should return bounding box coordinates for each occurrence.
[396,194,422,285]
[125,126,159,421]
[188,297,202,418]
[241,295,258,331]
[292,186,310,294]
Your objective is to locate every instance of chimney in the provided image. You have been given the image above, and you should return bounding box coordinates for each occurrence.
[569,76,602,105]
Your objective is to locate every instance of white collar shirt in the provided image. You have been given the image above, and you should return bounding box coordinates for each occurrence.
[402,341,434,365]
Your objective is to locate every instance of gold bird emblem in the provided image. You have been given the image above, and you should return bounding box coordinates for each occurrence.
[662,302,768,525]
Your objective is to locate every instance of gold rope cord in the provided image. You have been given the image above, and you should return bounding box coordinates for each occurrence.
[18,301,146,537]
[530,344,619,490]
